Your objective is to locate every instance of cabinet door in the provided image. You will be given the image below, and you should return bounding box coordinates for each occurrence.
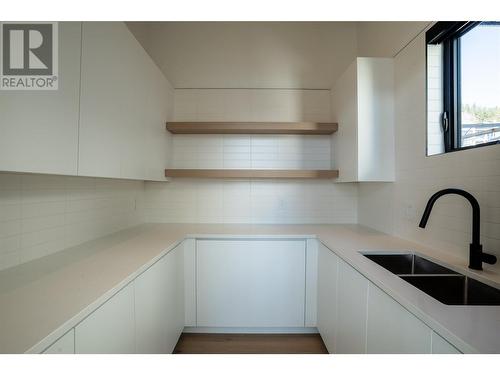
[43,329,75,354]
[183,239,196,327]
[366,283,432,353]
[78,22,170,181]
[0,22,81,175]
[135,246,184,354]
[75,283,135,354]
[305,239,318,327]
[336,259,369,353]
[196,240,306,327]
[431,331,461,354]
[316,243,339,353]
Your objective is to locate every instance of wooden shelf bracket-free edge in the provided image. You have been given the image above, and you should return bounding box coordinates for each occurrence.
[166,122,338,135]
[164,169,339,179]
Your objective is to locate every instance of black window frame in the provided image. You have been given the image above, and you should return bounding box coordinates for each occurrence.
[426,21,500,153]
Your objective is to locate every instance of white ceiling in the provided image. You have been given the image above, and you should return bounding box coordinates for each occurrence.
[127,21,429,89]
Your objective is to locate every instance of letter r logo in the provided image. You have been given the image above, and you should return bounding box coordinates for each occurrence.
[2,23,53,75]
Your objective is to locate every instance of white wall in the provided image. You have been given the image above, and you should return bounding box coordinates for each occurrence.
[142,88,358,224]
[127,22,358,89]
[358,32,500,271]
[0,173,144,270]
[356,22,430,57]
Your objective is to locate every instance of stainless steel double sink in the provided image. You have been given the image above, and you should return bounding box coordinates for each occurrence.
[362,253,500,306]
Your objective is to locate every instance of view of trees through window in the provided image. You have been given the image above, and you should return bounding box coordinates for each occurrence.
[460,23,500,147]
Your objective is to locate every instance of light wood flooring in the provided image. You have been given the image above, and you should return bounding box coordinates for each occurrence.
[173,333,329,354]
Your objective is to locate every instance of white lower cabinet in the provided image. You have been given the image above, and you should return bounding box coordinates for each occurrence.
[431,331,461,354]
[196,239,306,327]
[336,259,369,353]
[75,283,135,354]
[317,243,339,353]
[135,245,184,353]
[316,245,459,354]
[43,329,75,354]
[366,283,432,353]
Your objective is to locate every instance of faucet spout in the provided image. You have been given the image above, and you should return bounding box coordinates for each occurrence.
[418,188,496,271]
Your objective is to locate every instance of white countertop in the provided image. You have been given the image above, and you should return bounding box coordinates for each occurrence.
[0,223,499,354]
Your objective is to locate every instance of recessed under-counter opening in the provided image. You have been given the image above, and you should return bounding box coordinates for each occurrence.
[173,333,328,354]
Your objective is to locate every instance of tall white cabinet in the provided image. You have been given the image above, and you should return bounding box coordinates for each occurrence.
[0,22,171,181]
[331,57,395,182]
[78,22,171,181]
[0,22,82,176]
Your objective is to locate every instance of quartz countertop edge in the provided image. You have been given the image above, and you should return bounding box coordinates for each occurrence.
[0,223,498,354]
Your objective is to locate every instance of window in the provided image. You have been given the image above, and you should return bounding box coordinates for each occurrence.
[426,21,500,154]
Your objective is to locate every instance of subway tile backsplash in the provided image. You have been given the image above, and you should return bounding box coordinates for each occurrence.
[358,34,500,271]
[0,173,143,270]
[143,179,357,224]
[143,88,358,225]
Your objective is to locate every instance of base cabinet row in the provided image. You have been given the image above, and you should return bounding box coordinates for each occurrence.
[317,243,461,354]
[43,244,184,354]
[42,239,462,354]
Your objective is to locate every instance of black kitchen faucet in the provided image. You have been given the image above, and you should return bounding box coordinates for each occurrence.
[419,188,497,271]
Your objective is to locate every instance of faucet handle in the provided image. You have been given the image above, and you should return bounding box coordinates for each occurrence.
[482,252,497,265]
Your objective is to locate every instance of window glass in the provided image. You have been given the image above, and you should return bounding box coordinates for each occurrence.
[459,23,500,147]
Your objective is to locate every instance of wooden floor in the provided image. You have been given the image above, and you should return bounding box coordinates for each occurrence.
[173,333,328,354]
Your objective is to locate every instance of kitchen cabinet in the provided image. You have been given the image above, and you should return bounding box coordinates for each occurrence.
[0,22,82,176]
[78,22,171,181]
[42,329,75,354]
[135,245,184,353]
[183,239,197,327]
[316,242,339,353]
[305,239,318,327]
[75,283,135,354]
[196,239,306,328]
[336,259,369,353]
[317,245,443,354]
[366,283,432,353]
[431,331,461,354]
[331,57,395,182]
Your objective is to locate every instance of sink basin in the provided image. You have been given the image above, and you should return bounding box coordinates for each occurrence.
[363,253,457,275]
[362,252,500,306]
[401,275,500,305]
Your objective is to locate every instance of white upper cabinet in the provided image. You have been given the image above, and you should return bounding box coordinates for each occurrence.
[0,22,82,176]
[78,22,171,181]
[331,57,395,182]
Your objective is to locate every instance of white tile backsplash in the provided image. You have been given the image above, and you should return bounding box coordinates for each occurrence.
[0,172,144,270]
[142,88,358,224]
[358,34,500,271]
[143,179,357,224]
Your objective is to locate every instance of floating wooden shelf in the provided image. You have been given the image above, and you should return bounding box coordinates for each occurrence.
[166,122,338,135]
[164,169,339,179]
